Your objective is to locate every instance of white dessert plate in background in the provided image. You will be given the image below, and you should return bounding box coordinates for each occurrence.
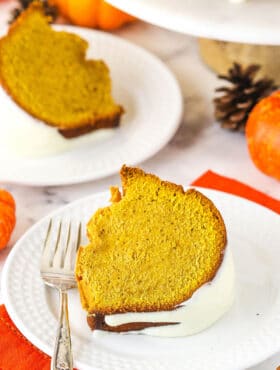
[0,25,182,186]
[2,188,280,370]
[107,0,280,45]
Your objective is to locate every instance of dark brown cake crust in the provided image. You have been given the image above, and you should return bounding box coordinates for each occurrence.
[58,112,122,138]
[87,313,178,332]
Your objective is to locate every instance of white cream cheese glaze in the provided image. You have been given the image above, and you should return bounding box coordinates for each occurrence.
[104,246,235,337]
[0,87,114,158]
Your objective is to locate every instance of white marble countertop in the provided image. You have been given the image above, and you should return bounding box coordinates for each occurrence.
[0,2,279,370]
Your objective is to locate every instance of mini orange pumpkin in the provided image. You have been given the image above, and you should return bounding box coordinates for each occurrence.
[0,189,16,249]
[50,0,136,30]
[246,91,280,181]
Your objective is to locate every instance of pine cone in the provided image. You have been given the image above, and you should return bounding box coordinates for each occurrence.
[214,63,277,132]
[10,0,57,24]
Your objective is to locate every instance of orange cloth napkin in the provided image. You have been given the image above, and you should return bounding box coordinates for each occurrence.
[0,305,50,370]
[0,170,279,370]
[192,170,280,214]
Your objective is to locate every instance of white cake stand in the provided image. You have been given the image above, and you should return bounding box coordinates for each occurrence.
[106,0,280,45]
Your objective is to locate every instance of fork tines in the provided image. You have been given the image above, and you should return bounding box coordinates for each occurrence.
[41,219,81,274]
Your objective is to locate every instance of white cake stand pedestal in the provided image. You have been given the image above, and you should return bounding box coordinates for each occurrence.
[106,0,280,45]
[107,0,280,81]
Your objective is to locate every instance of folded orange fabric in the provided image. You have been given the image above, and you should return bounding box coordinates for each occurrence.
[0,305,50,370]
[0,170,279,370]
[192,170,280,214]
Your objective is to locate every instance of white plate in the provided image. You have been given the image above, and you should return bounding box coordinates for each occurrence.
[0,25,182,186]
[107,0,280,45]
[2,188,280,370]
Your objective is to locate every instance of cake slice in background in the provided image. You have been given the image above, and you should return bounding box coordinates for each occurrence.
[0,1,123,139]
[76,166,235,337]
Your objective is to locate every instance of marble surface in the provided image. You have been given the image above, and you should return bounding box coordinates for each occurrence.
[0,2,279,369]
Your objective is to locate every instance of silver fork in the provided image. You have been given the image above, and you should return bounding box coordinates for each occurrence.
[41,219,81,370]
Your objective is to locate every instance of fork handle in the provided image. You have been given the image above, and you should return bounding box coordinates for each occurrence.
[51,290,73,370]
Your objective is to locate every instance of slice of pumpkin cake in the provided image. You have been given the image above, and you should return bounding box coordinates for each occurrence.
[75,166,235,337]
[0,2,123,138]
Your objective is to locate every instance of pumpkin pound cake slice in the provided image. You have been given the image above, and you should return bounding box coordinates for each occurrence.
[76,166,235,337]
[0,2,123,138]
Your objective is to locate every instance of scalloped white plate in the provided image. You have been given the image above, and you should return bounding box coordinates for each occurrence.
[0,25,182,186]
[107,0,280,45]
[2,188,280,370]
